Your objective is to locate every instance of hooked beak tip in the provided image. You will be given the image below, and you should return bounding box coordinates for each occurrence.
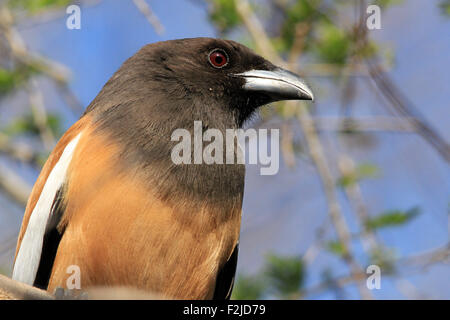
[234,68,314,102]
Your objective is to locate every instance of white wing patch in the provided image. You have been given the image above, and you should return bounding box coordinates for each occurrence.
[12,133,82,285]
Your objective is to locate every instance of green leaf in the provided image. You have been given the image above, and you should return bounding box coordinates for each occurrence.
[337,173,356,188]
[365,207,420,230]
[0,65,39,95]
[46,114,63,136]
[8,0,71,14]
[264,254,304,298]
[357,163,380,179]
[373,0,404,9]
[36,151,50,167]
[356,40,379,59]
[208,0,241,33]
[2,112,62,137]
[231,274,265,300]
[0,69,17,94]
[279,0,322,51]
[439,0,450,16]
[337,163,380,187]
[314,23,350,65]
[369,246,396,274]
[326,241,346,257]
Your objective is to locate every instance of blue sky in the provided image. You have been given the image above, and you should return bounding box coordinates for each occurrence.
[0,0,448,299]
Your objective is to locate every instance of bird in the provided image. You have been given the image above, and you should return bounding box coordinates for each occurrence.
[11,37,313,299]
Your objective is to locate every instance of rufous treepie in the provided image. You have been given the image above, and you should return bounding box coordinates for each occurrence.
[12,38,313,299]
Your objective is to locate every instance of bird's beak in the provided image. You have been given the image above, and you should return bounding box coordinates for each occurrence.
[233,68,314,102]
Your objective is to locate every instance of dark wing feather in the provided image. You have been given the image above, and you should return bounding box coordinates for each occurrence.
[33,186,66,290]
[213,243,239,300]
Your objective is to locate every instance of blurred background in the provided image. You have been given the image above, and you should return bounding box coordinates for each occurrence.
[0,0,449,300]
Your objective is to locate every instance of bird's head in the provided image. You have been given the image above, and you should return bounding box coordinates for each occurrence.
[96,38,313,128]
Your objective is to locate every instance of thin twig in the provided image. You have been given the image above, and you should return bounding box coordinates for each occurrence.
[0,162,31,206]
[337,154,379,252]
[367,62,450,162]
[132,0,165,35]
[0,133,39,164]
[28,79,56,150]
[301,245,449,298]
[0,274,54,300]
[310,116,418,132]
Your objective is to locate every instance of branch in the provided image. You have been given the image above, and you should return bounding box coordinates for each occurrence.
[54,82,85,116]
[0,162,31,206]
[300,62,390,77]
[0,133,39,164]
[0,274,166,300]
[337,155,379,252]
[310,116,418,132]
[301,245,449,298]
[132,0,165,35]
[28,79,57,150]
[352,0,450,162]
[234,0,282,65]
[0,6,71,82]
[367,61,450,162]
[0,4,84,117]
[13,0,102,30]
[399,244,450,268]
[0,275,54,300]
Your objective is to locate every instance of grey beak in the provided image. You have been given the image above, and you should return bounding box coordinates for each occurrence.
[233,68,314,102]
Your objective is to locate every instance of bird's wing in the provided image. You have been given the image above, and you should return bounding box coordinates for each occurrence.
[12,116,91,287]
[213,242,239,300]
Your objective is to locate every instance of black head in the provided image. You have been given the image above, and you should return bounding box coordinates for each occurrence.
[145,37,278,126]
[87,37,313,128]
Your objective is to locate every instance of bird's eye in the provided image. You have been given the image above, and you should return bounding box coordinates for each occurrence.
[208,49,228,68]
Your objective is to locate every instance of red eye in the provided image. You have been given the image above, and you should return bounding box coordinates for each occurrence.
[208,50,228,68]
